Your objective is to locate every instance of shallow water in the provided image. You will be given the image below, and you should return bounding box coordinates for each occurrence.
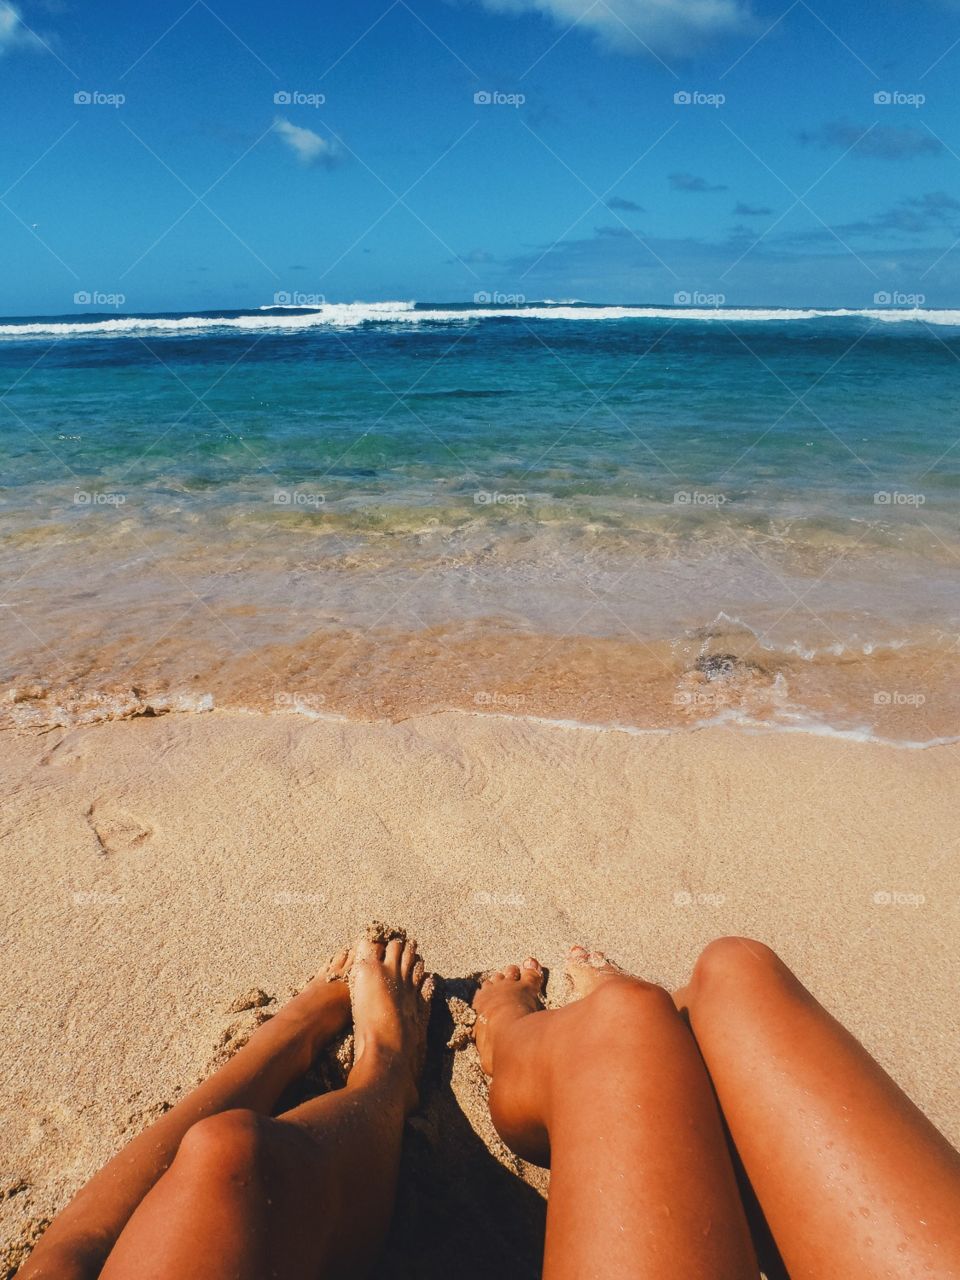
[2,304,958,740]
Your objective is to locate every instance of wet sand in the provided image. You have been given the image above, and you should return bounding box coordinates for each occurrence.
[4,503,960,743]
[5,615,959,744]
[1,709,958,1275]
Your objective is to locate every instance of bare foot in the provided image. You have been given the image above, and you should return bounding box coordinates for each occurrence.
[564,944,626,1000]
[472,958,545,1076]
[350,935,433,1111]
[270,948,354,1052]
[472,947,654,1167]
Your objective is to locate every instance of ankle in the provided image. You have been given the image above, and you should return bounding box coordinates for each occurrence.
[267,989,349,1058]
[349,1042,419,1111]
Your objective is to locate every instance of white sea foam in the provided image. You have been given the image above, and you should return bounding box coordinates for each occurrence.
[470,706,960,750]
[689,610,913,663]
[6,688,214,729]
[2,302,959,341]
[7,680,953,746]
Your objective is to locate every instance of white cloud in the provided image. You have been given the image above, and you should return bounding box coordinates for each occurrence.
[273,117,341,168]
[474,0,751,55]
[0,2,45,55]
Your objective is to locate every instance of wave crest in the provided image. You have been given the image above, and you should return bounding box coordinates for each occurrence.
[3,302,960,341]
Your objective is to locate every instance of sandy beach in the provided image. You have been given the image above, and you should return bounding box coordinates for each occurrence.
[6,0,960,1270]
[2,708,958,1276]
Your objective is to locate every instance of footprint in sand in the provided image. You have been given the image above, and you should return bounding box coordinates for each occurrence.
[86,802,153,855]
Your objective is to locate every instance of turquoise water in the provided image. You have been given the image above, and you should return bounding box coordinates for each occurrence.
[0,304,957,514]
[1,304,958,738]
[2,305,960,518]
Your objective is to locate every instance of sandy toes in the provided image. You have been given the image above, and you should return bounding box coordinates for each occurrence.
[350,934,433,1110]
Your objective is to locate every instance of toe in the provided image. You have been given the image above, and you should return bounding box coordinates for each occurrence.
[328,947,352,979]
[355,935,384,967]
[520,957,543,988]
[567,944,610,972]
[564,943,626,999]
[503,964,522,981]
[401,939,418,980]
[385,938,404,974]
[412,957,425,988]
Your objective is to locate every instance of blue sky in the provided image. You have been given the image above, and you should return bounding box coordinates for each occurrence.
[2,0,960,313]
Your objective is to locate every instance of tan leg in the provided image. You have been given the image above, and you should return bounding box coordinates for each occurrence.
[98,937,431,1280]
[679,937,960,1280]
[97,936,432,1274]
[473,948,758,1280]
[20,950,355,1280]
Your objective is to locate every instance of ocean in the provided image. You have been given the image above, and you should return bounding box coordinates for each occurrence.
[1,301,958,742]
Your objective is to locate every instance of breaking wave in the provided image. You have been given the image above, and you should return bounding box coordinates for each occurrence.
[2,302,959,341]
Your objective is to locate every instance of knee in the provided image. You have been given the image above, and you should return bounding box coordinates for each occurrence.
[175,1108,268,1179]
[688,936,784,1003]
[580,975,677,1037]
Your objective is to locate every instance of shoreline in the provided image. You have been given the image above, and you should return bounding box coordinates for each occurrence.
[4,607,958,743]
[6,675,957,748]
[2,707,958,1272]
[266,703,960,750]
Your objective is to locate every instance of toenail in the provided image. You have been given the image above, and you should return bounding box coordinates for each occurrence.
[523,958,541,971]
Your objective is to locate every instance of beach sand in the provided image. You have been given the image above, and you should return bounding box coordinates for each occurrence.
[1,708,958,1276]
